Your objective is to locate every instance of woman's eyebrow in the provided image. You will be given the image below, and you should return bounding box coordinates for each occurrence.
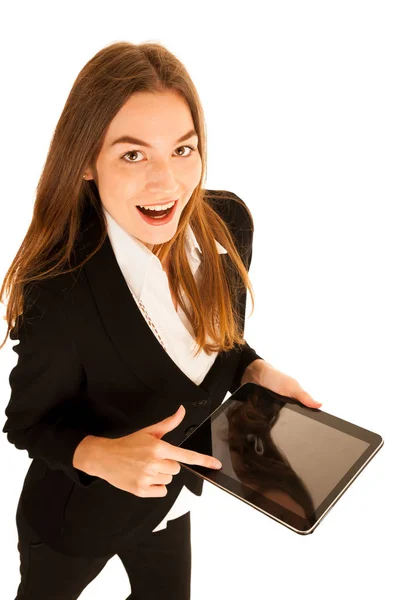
[110,129,198,148]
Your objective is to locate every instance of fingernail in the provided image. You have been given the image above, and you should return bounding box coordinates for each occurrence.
[214,460,222,468]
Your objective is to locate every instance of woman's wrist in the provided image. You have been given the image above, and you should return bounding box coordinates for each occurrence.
[72,434,107,476]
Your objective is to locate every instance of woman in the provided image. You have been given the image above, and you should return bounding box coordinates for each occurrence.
[1,41,320,599]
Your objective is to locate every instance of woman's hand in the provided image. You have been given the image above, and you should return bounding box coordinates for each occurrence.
[79,405,222,498]
[241,359,322,408]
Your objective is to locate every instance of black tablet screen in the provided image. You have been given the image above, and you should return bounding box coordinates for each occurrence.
[180,383,379,530]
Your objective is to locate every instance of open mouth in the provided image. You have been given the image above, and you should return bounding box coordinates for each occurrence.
[136,199,178,225]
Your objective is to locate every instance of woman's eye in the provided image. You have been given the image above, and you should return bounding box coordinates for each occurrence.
[122,145,196,164]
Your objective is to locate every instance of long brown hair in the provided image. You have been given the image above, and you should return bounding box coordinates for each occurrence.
[0,41,255,357]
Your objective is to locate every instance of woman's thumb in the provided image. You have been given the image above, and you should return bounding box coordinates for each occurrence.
[145,405,186,439]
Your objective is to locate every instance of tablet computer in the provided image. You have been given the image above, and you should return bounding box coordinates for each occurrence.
[179,382,384,535]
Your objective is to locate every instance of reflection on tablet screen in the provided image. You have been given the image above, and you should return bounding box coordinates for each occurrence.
[214,401,368,518]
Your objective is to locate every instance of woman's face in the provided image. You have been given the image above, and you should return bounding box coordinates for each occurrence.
[84,90,202,251]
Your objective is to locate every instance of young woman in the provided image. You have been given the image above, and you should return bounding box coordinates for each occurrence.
[1,41,320,600]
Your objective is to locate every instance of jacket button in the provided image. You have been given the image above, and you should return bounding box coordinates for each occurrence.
[192,398,208,407]
[185,425,198,437]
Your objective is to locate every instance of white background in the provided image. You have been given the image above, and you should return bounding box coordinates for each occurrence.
[1,1,398,598]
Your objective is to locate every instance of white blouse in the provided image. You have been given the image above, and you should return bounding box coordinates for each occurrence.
[103,206,228,532]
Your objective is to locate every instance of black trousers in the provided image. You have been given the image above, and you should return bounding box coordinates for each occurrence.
[14,501,192,600]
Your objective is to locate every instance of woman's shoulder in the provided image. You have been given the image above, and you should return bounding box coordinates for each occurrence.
[22,269,83,312]
[204,189,254,232]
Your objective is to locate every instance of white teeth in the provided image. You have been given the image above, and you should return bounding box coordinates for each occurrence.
[137,200,175,211]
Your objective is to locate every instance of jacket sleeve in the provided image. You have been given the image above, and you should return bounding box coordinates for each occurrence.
[227,192,265,394]
[228,340,264,394]
[2,282,100,487]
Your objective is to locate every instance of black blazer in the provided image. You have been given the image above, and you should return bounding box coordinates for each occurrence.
[3,189,263,558]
